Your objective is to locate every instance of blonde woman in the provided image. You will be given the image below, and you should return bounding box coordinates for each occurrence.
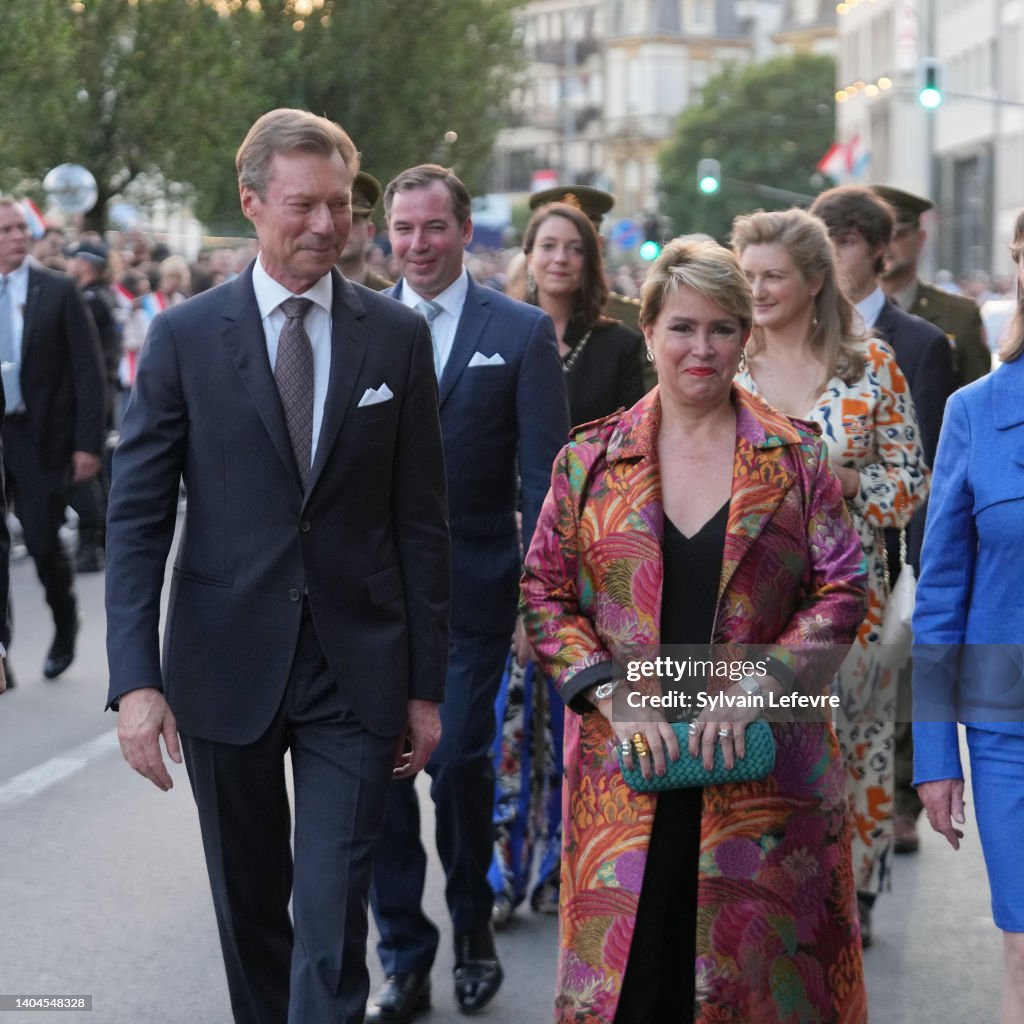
[732,208,928,945]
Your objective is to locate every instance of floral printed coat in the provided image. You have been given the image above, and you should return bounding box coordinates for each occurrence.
[521,386,869,1024]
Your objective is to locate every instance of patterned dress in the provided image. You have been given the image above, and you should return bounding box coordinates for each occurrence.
[522,385,869,1023]
[737,337,929,895]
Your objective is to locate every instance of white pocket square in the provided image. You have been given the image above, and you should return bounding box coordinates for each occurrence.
[467,351,506,368]
[357,383,394,407]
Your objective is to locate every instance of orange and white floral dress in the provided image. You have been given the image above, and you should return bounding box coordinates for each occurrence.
[738,336,929,894]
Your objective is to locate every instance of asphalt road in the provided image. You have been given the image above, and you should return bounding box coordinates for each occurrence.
[0,543,1004,1023]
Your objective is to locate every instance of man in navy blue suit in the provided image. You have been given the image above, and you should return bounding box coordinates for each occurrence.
[366,165,569,1022]
[106,111,450,1023]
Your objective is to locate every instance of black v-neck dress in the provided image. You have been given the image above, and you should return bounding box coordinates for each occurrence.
[614,500,730,1024]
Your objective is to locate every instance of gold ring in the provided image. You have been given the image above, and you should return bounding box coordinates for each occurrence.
[631,731,649,757]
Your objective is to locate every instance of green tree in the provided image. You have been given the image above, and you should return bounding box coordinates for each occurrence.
[260,0,523,202]
[658,53,837,243]
[0,0,264,231]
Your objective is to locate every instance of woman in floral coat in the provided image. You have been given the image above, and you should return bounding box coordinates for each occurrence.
[521,240,869,1023]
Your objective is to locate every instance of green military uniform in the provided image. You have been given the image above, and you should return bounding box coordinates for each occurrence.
[907,281,990,387]
[873,184,991,388]
[363,268,393,292]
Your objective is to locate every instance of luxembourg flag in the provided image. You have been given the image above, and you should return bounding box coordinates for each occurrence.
[20,199,47,239]
[849,134,871,178]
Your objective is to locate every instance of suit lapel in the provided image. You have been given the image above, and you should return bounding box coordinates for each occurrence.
[305,271,368,499]
[220,267,298,485]
[438,279,490,407]
[873,301,897,347]
[20,267,43,360]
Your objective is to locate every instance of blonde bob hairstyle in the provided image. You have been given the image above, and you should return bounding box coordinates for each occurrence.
[639,237,753,334]
[730,207,867,386]
[1000,208,1024,363]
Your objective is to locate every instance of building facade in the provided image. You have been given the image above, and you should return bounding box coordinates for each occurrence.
[491,0,836,221]
[836,0,1024,280]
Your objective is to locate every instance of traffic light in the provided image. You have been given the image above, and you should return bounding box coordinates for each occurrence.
[918,58,943,109]
[640,214,662,260]
[639,240,662,261]
[697,158,722,195]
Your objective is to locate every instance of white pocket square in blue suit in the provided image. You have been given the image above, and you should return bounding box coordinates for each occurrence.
[357,383,394,407]
[467,351,506,368]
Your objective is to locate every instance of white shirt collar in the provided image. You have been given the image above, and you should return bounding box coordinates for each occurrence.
[251,256,333,320]
[855,284,887,329]
[399,266,469,319]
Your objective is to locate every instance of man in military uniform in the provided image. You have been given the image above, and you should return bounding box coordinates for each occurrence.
[872,184,991,858]
[337,171,393,291]
[874,185,990,387]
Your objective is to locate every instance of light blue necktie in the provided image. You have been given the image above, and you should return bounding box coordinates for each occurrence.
[0,276,22,412]
[416,299,444,377]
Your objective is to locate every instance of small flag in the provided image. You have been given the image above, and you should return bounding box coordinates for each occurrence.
[20,199,47,239]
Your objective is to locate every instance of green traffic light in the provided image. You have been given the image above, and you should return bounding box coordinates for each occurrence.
[639,240,662,261]
[699,176,720,195]
[919,86,942,109]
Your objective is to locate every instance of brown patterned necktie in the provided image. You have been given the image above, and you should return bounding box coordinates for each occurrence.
[274,296,315,487]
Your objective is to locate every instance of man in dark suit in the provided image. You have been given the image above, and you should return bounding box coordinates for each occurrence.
[810,185,956,891]
[106,110,450,1024]
[0,341,11,694]
[366,165,569,1023]
[0,197,105,682]
[873,185,990,387]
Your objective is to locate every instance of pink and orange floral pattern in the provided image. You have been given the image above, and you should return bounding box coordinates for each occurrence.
[523,385,869,1023]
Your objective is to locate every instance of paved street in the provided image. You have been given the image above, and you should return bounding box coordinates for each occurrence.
[0,545,1005,1023]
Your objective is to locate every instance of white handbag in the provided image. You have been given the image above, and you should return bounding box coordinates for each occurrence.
[878,529,916,669]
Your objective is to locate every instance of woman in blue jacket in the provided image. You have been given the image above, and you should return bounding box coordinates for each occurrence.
[913,208,1024,1023]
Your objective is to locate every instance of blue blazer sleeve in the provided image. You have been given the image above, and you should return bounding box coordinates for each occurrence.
[912,389,975,783]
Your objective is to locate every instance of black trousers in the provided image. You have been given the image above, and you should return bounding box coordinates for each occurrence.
[615,787,702,1024]
[181,603,396,1024]
[2,417,77,638]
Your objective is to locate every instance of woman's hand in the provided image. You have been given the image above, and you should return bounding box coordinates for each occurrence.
[594,697,680,780]
[917,778,966,850]
[688,702,763,770]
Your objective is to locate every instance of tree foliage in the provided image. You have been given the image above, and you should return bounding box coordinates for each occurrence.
[658,53,837,244]
[0,0,524,233]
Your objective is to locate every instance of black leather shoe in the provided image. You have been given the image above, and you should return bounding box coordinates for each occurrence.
[365,972,431,1023]
[453,927,503,1014]
[43,619,79,680]
[0,658,14,692]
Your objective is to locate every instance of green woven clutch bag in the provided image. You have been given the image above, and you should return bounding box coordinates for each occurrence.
[618,720,776,791]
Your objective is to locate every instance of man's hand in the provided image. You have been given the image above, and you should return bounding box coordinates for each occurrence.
[72,451,102,483]
[918,777,966,850]
[392,699,441,780]
[117,687,182,791]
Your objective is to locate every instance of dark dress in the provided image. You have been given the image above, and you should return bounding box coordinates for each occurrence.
[615,501,730,1024]
[563,317,646,428]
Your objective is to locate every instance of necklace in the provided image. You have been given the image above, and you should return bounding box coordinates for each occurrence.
[561,329,593,376]
[752,357,824,417]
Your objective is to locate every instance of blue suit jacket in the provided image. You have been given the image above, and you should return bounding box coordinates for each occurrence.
[912,355,1024,783]
[389,275,569,633]
[106,265,451,743]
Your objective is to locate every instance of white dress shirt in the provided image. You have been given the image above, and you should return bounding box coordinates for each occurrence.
[251,257,333,468]
[855,284,887,331]
[398,268,470,375]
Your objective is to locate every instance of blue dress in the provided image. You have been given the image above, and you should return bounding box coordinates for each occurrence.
[912,354,1024,930]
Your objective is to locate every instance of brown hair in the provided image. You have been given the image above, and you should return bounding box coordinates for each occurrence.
[383,164,472,226]
[1001,208,1024,363]
[810,185,894,276]
[730,207,867,385]
[236,109,359,198]
[522,202,608,327]
[639,237,752,332]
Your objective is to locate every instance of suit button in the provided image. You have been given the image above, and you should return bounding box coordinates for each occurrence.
[300,520,311,533]
[288,588,301,602]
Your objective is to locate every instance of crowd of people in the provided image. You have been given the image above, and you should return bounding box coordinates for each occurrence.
[1,105,1023,1024]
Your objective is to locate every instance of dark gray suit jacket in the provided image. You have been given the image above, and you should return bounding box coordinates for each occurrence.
[105,265,450,743]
